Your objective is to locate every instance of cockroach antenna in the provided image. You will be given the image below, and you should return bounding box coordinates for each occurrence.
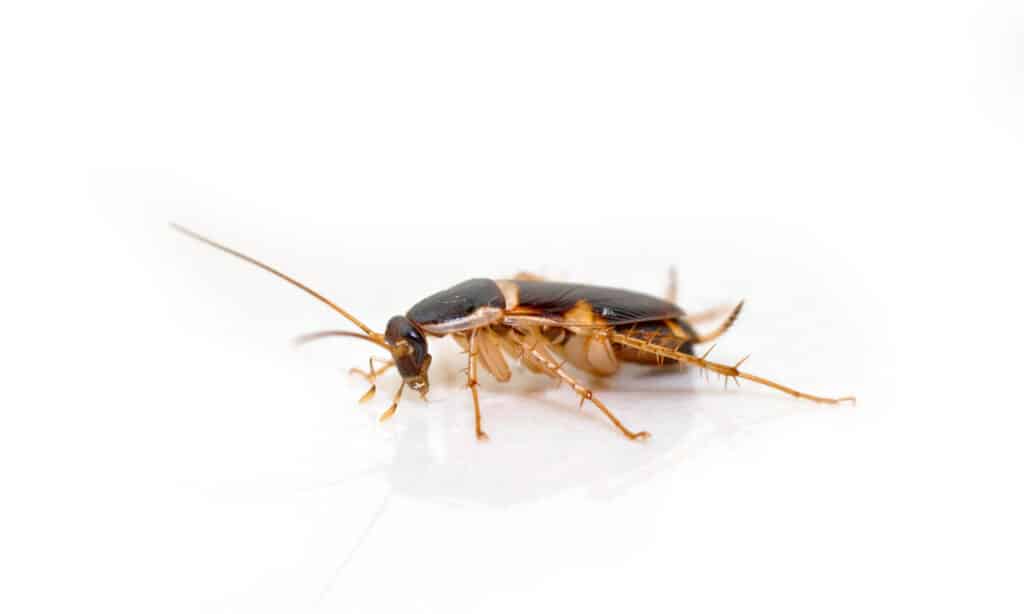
[170,223,389,349]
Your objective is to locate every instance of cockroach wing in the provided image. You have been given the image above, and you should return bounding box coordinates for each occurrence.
[510,280,684,325]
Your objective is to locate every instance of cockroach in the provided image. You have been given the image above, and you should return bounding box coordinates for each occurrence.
[171,224,855,441]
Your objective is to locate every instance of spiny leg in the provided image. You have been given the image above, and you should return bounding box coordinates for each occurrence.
[466,329,488,441]
[608,331,855,404]
[510,334,650,441]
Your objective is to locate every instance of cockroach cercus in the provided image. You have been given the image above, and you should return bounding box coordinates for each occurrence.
[172,224,855,441]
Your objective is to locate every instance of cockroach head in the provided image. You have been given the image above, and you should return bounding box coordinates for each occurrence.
[384,315,432,396]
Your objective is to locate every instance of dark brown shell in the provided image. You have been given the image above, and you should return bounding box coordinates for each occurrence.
[509,280,684,325]
[406,278,506,326]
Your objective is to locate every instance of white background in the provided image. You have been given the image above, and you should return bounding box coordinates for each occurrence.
[2,1,1022,612]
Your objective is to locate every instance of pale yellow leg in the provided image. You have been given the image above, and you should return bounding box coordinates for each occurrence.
[349,359,395,381]
[510,334,650,441]
[348,358,395,403]
[378,382,405,422]
[608,331,855,405]
[466,329,489,440]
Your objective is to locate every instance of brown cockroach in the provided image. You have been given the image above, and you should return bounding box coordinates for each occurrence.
[172,224,855,441]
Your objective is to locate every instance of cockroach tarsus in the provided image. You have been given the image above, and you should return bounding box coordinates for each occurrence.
[171,224,855,442]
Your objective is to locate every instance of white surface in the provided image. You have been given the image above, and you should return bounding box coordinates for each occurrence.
[2,1,1022,612]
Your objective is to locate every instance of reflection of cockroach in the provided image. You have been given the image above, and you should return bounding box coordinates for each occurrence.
[172,224,854,442]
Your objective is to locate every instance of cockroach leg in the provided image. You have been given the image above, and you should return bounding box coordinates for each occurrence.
[608,331,856,405]
[357,357,377,403]
[665,267,678,303]
[378,382,405,422]
[350,358,395,403]
[349,358,395,382]
[693,300,744,344]
[466,329,489,441]
[510,335,650,441]
[358,386,376,404]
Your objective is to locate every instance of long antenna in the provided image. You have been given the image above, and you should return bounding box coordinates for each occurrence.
[170,223,387,346]
[292,330,385,347]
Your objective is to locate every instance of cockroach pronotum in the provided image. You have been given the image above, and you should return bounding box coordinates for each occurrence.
[172,224,855,442]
